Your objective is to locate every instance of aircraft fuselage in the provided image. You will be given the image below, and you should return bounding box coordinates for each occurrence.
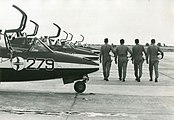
[0,46,99,84]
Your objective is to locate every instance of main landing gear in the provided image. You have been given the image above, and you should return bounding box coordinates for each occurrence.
[74,75,89,93]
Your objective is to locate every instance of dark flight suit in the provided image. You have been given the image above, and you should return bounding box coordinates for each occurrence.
[147,44,164,81]
[132,44,147,81]
[115,45,132,81]
[100,44,114,80]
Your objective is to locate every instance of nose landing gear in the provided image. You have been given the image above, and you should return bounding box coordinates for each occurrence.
[74,75,89,93]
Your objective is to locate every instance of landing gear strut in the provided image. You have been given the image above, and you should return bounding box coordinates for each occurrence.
[74,75,89,93]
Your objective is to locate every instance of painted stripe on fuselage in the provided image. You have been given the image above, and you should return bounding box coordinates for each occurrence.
[55,61,99,69]
[0,57,99,69]
[68,53,99,59]
[0,58,11,68]
[54,51,99,60]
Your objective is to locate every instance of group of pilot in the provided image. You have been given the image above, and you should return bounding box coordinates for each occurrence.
[100,38,164,82]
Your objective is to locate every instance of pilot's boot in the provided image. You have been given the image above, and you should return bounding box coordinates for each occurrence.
[135,77,139,81]
[103,72,107,81]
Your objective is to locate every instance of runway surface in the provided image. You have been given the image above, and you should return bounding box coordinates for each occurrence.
[0,52,174,120]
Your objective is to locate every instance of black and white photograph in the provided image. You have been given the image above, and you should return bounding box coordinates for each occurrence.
[0,0,174,119]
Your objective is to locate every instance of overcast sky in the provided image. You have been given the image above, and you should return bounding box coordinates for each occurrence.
[0,0,174,45]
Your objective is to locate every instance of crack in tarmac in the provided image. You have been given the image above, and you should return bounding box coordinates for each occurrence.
[0,108,62,116]
[0,106,173,119]
[159,72,174,80]
[65,93,78,120]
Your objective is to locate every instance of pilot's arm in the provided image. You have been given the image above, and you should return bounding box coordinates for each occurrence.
[99,46,103,63]
[114,48,118,64]
[146,47,150,64]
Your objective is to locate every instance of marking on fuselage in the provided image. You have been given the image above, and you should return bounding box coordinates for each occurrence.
[11,57,25,71]
[26,58,55,71]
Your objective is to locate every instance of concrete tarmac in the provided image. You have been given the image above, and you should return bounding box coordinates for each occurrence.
[0,52,174,120]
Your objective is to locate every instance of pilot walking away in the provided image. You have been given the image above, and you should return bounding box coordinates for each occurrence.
[100,38,115,81]
[147,39,164,82]
[115,39,132,82]
[132,39,147,82]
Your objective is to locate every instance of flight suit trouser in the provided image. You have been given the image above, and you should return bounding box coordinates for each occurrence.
[118,57,128,80]
[134,59,144,79]
[149,60,159,79]
[102,60,111,79]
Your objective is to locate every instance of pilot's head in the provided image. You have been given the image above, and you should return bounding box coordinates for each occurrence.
[135,39,139,44]
[151,39,156,44]
[120,39,124,45]
[104,38,108,43]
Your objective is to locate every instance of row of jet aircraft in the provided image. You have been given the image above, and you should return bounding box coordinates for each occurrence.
[40,25,100,60]
[0,5,100,93]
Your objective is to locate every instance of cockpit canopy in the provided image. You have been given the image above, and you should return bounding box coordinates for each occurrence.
[7,35,51,53]
[30,38,50,52]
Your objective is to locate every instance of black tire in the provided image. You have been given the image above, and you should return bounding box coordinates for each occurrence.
[74,81,86,93]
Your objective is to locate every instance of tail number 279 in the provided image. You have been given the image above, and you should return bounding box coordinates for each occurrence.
[26,58,54,71]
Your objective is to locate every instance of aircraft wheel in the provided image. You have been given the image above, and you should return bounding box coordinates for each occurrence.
[74,81,86,93]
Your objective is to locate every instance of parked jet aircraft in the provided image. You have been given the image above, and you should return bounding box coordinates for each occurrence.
[41,26,99,60]
[0,5,99,93]
[73,35,100,54]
